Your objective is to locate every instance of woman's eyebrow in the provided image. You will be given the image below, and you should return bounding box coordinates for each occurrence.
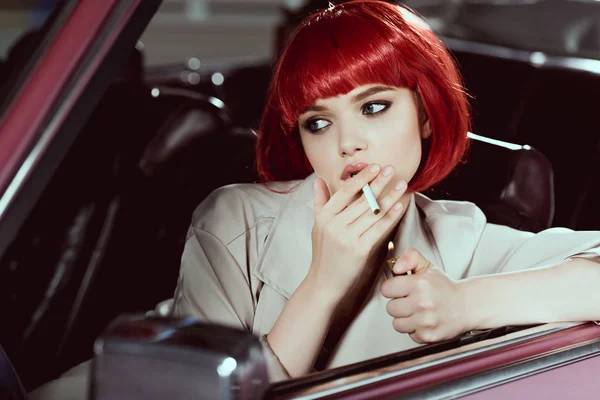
[351,86,394,103]
[301,86,394,114]
[303,104,328,113]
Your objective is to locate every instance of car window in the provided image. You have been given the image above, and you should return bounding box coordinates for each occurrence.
[0,0,63,121]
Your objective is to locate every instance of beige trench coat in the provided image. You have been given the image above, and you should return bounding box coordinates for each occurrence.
[171,173,600,378]
[29,173,600,399]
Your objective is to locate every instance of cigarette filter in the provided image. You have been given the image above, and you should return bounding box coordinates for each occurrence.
[362,183,380,215]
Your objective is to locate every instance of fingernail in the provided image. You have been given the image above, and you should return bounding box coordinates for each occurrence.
[394,259,406,274]
[393,202,402,211]
[370,164,380,172]
[395,180,407,191]
[383,165,393,177]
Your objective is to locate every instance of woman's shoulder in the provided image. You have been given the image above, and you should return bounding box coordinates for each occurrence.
[413,193,491,278]
[414,192,487,226]
[413,192,490,250]
[188,179,304,244]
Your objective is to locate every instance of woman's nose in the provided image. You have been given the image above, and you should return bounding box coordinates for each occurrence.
[338,129,368,157]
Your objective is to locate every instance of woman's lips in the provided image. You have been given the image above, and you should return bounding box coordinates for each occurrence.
[341,162,369,180]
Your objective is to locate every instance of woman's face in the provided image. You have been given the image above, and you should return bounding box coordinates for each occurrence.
[298,84,431,197]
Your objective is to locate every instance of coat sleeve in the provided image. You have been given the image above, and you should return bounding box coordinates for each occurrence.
[171,225,291,382]
[465,224,600,277]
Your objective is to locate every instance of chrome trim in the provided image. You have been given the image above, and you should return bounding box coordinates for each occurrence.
[148,85,226,110]
[148,85,231,123]
[0,139,47,221]
[467,132,531,151]
[207,96,226,111]
[441,36,600,76]
[0,83,79,219]
[287,323,582,400]
[403,335,600,399]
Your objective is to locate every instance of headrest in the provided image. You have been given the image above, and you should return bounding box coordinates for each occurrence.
[139,87,233,177]
[429,133,554,232]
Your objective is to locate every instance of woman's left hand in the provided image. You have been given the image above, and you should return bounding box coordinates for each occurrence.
[381,248,471,343]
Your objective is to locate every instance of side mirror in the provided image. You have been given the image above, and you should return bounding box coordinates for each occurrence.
[92,314,269,400]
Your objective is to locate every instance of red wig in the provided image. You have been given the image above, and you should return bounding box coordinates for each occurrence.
[256,0,471,192]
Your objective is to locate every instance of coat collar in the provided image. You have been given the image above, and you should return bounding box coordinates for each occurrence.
[252,174,316,298]
[252,173,446,299]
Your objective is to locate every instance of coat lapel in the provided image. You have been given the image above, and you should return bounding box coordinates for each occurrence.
[385,194,445,276]
[252,174,316,299]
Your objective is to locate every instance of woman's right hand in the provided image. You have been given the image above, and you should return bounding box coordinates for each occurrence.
[308,164,408,302]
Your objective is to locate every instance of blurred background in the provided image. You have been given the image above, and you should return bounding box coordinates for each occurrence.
[1,0,288,69]
[0,0,54,56]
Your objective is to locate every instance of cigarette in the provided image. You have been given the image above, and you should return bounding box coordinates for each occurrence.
[362,183,380,215]
[349,172,380,215]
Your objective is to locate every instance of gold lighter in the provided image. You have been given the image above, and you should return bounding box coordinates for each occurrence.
[387,242,411,276]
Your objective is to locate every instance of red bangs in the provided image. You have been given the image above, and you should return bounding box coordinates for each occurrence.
[276,5,417,132]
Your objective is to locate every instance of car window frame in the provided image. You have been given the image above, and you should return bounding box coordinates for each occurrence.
[265,322,600,399]
[0,1,76,124]
[0,0,162,260]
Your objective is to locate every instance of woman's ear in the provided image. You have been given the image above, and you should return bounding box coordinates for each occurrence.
[421,119,432,139]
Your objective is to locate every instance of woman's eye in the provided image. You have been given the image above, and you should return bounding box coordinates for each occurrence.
[362,102,390,115]
[303,118,331,133]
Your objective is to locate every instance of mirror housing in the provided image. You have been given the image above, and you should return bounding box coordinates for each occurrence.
[92,314,269,400]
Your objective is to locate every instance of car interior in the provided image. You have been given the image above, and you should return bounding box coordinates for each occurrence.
[0,0,599,396]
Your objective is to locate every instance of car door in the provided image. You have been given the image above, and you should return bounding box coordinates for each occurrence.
[0,0,161,390]
[264,323,600,399]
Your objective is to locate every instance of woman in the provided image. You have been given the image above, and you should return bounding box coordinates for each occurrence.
[28,1,600,398]
[172,0,600,382]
